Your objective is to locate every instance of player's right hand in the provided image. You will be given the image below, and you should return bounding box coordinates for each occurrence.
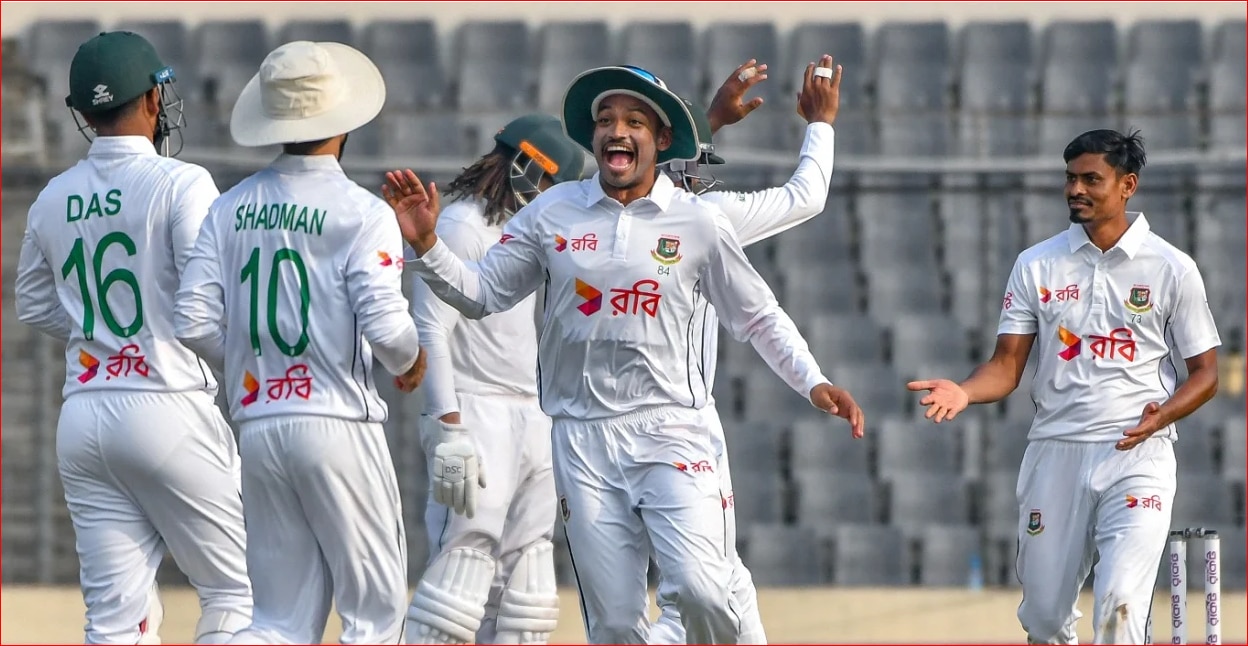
[421,416,487,518]
[796,54,841,125]
[382,169,441,254]
[810,383,865,438]
[394,347,428,393]
[706,58,770,134]
[906,378,970,423]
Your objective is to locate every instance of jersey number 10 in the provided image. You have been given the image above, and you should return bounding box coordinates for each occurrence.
[61,233,144,340]
[240,247,310,357]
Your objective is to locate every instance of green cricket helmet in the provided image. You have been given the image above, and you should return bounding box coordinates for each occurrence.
[494,114,587,207]
[665,97,725,194]
[561,65,699,164]
[66,31,186,156]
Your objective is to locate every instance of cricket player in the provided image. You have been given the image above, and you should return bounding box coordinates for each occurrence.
[14,31,252,644]
[648,55,842,646]
[174,41,425,644]
[908,129,1221,644]
[387,64,863,644]
[400,114,585,645]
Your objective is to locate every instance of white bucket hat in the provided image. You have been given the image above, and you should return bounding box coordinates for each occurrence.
[231,41,386,147]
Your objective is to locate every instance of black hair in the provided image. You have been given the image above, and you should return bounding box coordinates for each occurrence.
[82,92,145,130]
[283,137,335,155]
[1062,129,1147,176]
[444,143,517,226]
[283,133,349,159]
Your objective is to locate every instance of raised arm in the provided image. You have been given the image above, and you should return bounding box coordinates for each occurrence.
[705,55,840,246]
[385,170,546,319]
[699,215,863,436]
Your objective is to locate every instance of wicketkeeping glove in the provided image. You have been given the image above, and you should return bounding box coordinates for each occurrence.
[419,416,487,518]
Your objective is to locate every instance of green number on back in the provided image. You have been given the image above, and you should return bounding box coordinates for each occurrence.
[240,247,311,357]
[60,233,143,339]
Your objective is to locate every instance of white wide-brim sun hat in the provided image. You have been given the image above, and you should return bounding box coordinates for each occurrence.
[231,41,386,147]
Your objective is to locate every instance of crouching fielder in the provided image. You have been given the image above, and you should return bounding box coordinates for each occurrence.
[176,41,425,644]
[399,114,585,645]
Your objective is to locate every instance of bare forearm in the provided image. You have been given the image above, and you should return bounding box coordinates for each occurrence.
[959,360,1022,405]
[1158,367,1218,427]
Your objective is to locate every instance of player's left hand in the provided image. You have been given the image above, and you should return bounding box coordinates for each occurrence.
[706,58,770,134]
[1118,401,1166,451]
[421,416,487,518]
[810,383,865,438]
[796,54,841,125]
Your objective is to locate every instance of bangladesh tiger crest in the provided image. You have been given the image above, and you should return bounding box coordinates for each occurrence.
[1124,284,1153,314]
[1027,509,1045,536]
[651,236,682,266]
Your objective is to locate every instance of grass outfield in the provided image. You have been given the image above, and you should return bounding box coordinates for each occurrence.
[2,586,1244,643]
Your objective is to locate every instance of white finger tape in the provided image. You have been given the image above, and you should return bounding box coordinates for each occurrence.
[737,67,757,83]
[814,67,833,79]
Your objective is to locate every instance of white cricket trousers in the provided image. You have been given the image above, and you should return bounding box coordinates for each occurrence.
[57,390,252,644]
[648,404,765,644]
[232,415,407,645]
[555,405,742,645]
[420,392,555,642]
[1016,437,1176,644]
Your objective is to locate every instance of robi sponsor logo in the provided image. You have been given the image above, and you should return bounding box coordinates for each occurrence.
[573,278,663,318]
[674,460,714,473]
[1057,326,1081,361]
[1056,326,1139,362]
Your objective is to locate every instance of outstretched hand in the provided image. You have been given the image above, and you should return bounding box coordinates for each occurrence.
[381,169,441,253]
[796,54,841,125]
[810,383,865,438]
[906,378,970,424]
[706,58,770,134]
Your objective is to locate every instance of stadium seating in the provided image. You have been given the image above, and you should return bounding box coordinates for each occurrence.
[789,419,872,476]
[617,21,698,98]
[876,417,963,480]
[455,21,532,110]
[360,20,447,110]
[912,524,984,586]
[821,523,909,585]
[535,22,611,112]
[192,20,269,109]
[792,469,878,525]
[701,22,780,105]
[4,15,1244,592]
[277,19,354,46]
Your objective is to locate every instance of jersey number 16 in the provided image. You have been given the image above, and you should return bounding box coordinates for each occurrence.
[241,247,310,357]
[61,233,143,340]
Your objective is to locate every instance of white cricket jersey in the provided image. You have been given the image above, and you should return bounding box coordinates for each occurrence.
[15,136,220,397]
[175,154,420,424]
[410,198,539,419]
[695,122,836,395]
[409,173,829,421]
[997,213,1221,442]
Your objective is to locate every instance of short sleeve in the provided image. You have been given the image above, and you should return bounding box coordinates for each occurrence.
[1169,262,1222,358]
[996,256,1038,336]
